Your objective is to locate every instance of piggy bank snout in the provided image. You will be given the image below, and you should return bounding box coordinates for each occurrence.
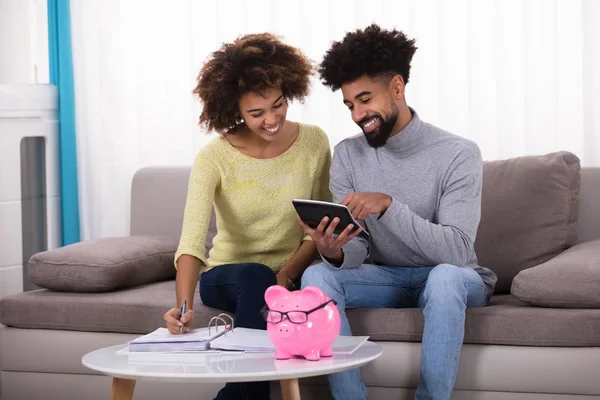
[273,321,294,337]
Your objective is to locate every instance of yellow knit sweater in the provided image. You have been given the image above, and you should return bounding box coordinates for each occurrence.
[174,123,332,273]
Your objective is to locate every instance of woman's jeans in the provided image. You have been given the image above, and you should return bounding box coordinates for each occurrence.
[200,262,277,400]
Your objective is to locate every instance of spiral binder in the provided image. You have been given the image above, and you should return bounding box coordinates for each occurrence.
[208,313,234,336]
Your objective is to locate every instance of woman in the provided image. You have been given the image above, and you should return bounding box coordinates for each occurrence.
[163,33,332,399]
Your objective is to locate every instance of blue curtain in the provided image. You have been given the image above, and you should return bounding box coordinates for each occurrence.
[48,0,80,245]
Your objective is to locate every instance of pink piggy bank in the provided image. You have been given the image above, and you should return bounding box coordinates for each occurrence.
[263,285,341,361]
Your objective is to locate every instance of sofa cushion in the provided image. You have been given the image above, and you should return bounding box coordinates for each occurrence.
[347,294,600,347]
[475,151,580,294]
[511,239,600,308]
[28,236,178,292]
[1,282,599,347]
[0,281,215,334]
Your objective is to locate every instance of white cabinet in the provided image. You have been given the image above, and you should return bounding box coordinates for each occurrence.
[0,84,62,296]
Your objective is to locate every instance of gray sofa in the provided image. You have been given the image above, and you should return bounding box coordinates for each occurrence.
[1,152,599,400]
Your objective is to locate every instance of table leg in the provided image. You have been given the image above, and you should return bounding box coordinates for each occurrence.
[280,378,300,400]
[109,377,136,400]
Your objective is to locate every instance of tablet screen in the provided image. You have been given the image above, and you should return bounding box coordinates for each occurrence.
[292,199,369,239]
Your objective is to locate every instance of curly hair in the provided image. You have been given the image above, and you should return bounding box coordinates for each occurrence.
[193,33,314,133]
[319,24,417,91]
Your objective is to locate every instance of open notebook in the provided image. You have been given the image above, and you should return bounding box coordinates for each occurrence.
[127,326,230,352]
[127,313,232,352]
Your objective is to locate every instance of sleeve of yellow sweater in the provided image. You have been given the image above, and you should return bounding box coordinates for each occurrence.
[174,147,221,270]
[312,130,333,203]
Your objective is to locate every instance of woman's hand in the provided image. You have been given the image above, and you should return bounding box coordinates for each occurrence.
[276,270,296,290]
[164,308,195,334]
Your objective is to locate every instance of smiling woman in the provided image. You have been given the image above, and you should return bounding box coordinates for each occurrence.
[194,32,313,135]
[227,89,296,159]
[164,32,333,400]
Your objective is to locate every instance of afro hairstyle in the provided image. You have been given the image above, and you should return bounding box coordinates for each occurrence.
[319,24,417,91]
[194,32,314,133]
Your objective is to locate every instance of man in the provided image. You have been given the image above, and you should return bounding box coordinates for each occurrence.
[299,24,498,400]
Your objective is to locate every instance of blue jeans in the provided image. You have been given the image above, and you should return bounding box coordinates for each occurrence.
[200,262,277,400]
[301,263,488,400]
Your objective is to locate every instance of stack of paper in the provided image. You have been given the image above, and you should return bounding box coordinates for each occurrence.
[127,326,228,352]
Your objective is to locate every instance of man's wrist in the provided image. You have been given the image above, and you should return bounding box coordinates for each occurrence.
[379,195,393,219]
[322,249,344,266]
[385,194,393,209]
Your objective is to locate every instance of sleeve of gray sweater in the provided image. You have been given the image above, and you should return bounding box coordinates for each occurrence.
[321,147,370,269]
[377,145,483,267]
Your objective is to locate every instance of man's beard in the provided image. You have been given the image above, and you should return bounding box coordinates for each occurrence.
[358,110,399,148]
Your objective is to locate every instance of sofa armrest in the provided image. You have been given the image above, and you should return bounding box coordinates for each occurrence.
[510,239,600,308]
[29,235,178,293]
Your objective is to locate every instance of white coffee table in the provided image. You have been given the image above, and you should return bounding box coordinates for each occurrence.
[82,342,382,400]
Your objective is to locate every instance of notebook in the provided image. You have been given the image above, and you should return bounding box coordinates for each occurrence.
[127,325,230,352]
[127,313,232,352]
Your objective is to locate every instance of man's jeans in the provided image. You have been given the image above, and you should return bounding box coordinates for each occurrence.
[200,262,277,400]
[301,263,488,400]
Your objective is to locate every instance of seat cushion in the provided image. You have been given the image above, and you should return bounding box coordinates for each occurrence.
[475,151,581,294]
[0,281,217,334]
[1,282,599,347]
[28,236,178,292]
[511,239,600,308]
[347,295,600,347]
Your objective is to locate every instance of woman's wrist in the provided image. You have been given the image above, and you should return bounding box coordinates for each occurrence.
[277,266,296,281]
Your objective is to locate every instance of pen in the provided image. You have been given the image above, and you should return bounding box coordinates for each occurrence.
[179,299,187,334]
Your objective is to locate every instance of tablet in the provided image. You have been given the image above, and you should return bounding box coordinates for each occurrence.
[292,199,369,239]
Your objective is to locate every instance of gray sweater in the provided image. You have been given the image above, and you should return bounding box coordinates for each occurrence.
[328,109,497,299]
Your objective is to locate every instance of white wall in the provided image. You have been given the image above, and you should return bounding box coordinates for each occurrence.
[0,0,49,84]
[0,0,49,297]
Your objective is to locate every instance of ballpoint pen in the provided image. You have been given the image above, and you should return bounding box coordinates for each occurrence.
[179,299,187,334]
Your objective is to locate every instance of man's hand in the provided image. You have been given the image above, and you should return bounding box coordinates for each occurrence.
[342,192,392,220]
[297,215,363,262]
[276,270,296,290]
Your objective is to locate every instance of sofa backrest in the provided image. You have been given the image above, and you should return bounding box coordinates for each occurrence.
[130,166,190,241]
[129,162,600,290]
[130,166,217,259]
[474,152,581,293]
[578,167,600,243]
